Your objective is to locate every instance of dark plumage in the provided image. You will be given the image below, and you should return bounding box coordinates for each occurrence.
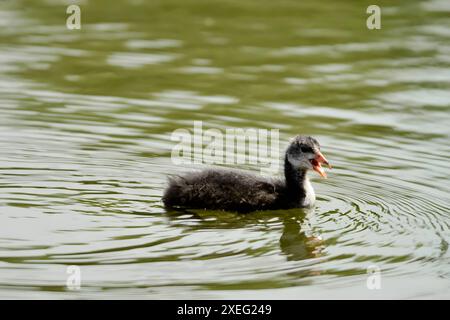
[162,135,330,213]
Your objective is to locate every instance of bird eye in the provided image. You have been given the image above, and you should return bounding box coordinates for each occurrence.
[300,146,312,153]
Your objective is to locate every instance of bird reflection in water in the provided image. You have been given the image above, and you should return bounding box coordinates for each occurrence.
[279,209,324,261]
[165,208,325,262]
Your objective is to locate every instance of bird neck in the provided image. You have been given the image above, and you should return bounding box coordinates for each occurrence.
[284,155,308,203]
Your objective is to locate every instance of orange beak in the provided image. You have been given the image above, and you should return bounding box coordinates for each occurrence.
[311,151,331,178]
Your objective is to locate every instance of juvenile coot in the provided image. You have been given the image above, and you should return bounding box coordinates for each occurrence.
[163,135,331,213]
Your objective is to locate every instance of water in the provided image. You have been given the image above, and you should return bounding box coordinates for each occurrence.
[0,0,449,299]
